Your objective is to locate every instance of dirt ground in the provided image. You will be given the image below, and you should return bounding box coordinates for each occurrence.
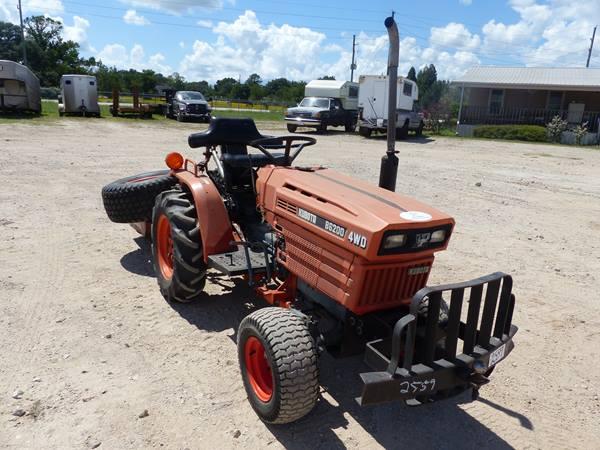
[1,119,599,450]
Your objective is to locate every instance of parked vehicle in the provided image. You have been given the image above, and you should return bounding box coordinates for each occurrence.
[165,90,212,122]
[358,75,424,138]
[285,80,359,133]
[0,60,41,114]
[58,74,100,117]
[101,117,518,424]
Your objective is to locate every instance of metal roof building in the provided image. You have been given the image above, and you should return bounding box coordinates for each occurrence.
[454,66,600,91]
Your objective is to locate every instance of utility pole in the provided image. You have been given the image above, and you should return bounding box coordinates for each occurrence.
[350,34,357,82]
[587,26,597,68]
[17,0,28,66]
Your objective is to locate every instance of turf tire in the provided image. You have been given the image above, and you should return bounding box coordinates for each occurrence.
[102,170,177,223]
[151,190,207,303]
[238,308,319,424]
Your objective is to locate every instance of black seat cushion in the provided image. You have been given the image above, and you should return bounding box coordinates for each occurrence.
[188,118,271,148]
[221,152,286,168]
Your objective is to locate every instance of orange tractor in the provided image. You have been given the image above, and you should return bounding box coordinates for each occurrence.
[101,116,517,423]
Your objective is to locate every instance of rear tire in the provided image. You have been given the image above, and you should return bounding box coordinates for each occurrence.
[102,170,177,223]
[345,120,356,132]
[238,308,319,424]
[318,122,327,133]
[286,124,297,133]
[151,190,207,303]
[395,121,409,140]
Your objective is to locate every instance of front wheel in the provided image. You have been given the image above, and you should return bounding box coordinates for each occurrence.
[359,126,372,137]
[238,308,319,424]
[152,190,207,303]
[415,121,424,137]
[345,120,356,132]
[286,124,297,133]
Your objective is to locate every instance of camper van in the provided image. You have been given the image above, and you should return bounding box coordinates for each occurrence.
[59,74,100,116]
[285,80,359,133]
[0,60,41,113]
[358,75,423,138]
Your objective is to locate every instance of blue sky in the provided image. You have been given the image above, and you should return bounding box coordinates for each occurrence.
[1,0,598,82]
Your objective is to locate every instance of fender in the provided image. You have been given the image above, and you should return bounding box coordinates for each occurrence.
[172,170,234,261]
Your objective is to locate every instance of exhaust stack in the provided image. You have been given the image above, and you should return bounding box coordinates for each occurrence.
[378,16,400,192]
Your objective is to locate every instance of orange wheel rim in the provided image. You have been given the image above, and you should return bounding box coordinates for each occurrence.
[156,214,174,279]
[244,336,273,402]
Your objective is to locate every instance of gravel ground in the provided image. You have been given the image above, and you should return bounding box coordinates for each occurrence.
[1,119,599,449]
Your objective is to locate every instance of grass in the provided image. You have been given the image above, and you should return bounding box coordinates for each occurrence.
[0,100,283,124]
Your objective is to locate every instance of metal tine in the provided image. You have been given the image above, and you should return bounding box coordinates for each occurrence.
[423,291,442,365]
[402,319,417,371]
[445,288,464,360]
[463,284,483,354]
[493,276,513,338]
[478,279,501,348]
[505,294,516,335]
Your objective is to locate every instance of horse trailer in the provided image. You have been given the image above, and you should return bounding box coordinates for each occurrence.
[59,74,100,116]
[0,60,41,114]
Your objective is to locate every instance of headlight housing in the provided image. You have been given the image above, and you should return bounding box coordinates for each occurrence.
[313,112,321,118]
[378,225,452,255]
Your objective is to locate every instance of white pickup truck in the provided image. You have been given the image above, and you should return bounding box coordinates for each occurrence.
[358,75,424,138]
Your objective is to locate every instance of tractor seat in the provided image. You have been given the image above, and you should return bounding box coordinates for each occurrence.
[188,117,272,148]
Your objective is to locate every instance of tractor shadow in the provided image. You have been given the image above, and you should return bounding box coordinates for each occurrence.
[121,238,532,447]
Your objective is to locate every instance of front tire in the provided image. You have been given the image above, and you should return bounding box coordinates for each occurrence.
[415,121,424,136]
[359,126,372,137]
[345,120,356,132]
[286,124,297,133]
[238,308,319,424]
[152,190,207,303]
[395,121,409,140]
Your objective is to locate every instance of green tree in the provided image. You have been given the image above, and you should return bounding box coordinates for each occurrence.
[24,15,95,86]
[214,77,238,98]
[407,66,417,82]
[318,75,336,80]
[0,21,23,62]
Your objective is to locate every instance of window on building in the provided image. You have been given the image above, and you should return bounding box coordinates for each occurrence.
[489,89,504,114]
[547,91,562,111]
[403,82,413,97]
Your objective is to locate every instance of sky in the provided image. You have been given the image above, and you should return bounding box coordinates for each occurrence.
[1,0,599,83]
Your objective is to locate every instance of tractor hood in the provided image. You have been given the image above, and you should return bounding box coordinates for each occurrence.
[257,166,455,261]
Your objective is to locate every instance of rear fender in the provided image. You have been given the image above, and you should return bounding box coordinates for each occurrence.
[172,170,234,261]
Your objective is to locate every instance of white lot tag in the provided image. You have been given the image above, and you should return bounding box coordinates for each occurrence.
[489,344,507,367]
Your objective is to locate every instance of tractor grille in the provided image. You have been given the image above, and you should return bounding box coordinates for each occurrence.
[276,199,298,214]
[357,263,431,309]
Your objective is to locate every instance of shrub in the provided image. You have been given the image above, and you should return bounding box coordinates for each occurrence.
[472,125,547,142]
[573,122,588,145]
[546,115,568,143]
[40,87,61,99]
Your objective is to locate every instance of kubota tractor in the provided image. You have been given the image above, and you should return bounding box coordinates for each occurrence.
[101,117,517,424]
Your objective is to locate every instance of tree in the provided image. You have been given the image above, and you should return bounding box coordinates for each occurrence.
[416,64,447,110]
[407,66,417,82]
[214,77,238,98]
[0,21,23,63]
[245,73,262,86]
[24,16,95,86]
[318,75,336,80]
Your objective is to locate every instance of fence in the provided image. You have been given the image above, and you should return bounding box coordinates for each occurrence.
[460,106,600,132]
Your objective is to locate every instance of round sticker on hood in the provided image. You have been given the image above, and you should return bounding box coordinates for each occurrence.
[400,211,432,222]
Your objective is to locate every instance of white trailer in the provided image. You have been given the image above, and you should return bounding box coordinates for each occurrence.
[304,80,359,111]
[59,74,100,116]
[0,60,41,113]
[358,75,423,138]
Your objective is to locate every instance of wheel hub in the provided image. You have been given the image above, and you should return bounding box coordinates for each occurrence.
[244,336,273,402]
[156,214,174,279]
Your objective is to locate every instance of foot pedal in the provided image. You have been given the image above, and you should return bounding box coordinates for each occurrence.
[207,249,267,276]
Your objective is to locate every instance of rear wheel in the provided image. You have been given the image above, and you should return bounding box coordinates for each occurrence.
[415,121,424,137]
[359,126,372,137]
[345,120,356,132]
[286,124,297,133]
[238,308,319,424]
[395,121,409,140]
[152,190,207,303]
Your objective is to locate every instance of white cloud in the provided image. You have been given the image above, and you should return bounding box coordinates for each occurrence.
[459,0,472,5]
[179,41,185,48]
[0,0,63,23]
[62,15,94,52]
[119,0,224,15]
[197,19,213,28]
[180,11,327,82]
[123,9,150,26]
[430,22,481,51]
[97,43,172,73]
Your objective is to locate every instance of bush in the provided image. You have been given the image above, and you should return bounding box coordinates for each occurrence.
[472,125,547,142]
[546,115,568,143]
[573,121,588,145]
[40,87,60,99]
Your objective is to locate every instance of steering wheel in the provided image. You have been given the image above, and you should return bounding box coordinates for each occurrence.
[249,136,316,166]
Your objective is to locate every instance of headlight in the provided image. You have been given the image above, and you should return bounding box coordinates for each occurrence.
[429,229,446,243]
[285,109,291,115]
[179,104,186,110]
[313,112,321,118]
[382,233,407,250]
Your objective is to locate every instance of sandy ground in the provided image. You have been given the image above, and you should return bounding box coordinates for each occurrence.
[1,118,599,450]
